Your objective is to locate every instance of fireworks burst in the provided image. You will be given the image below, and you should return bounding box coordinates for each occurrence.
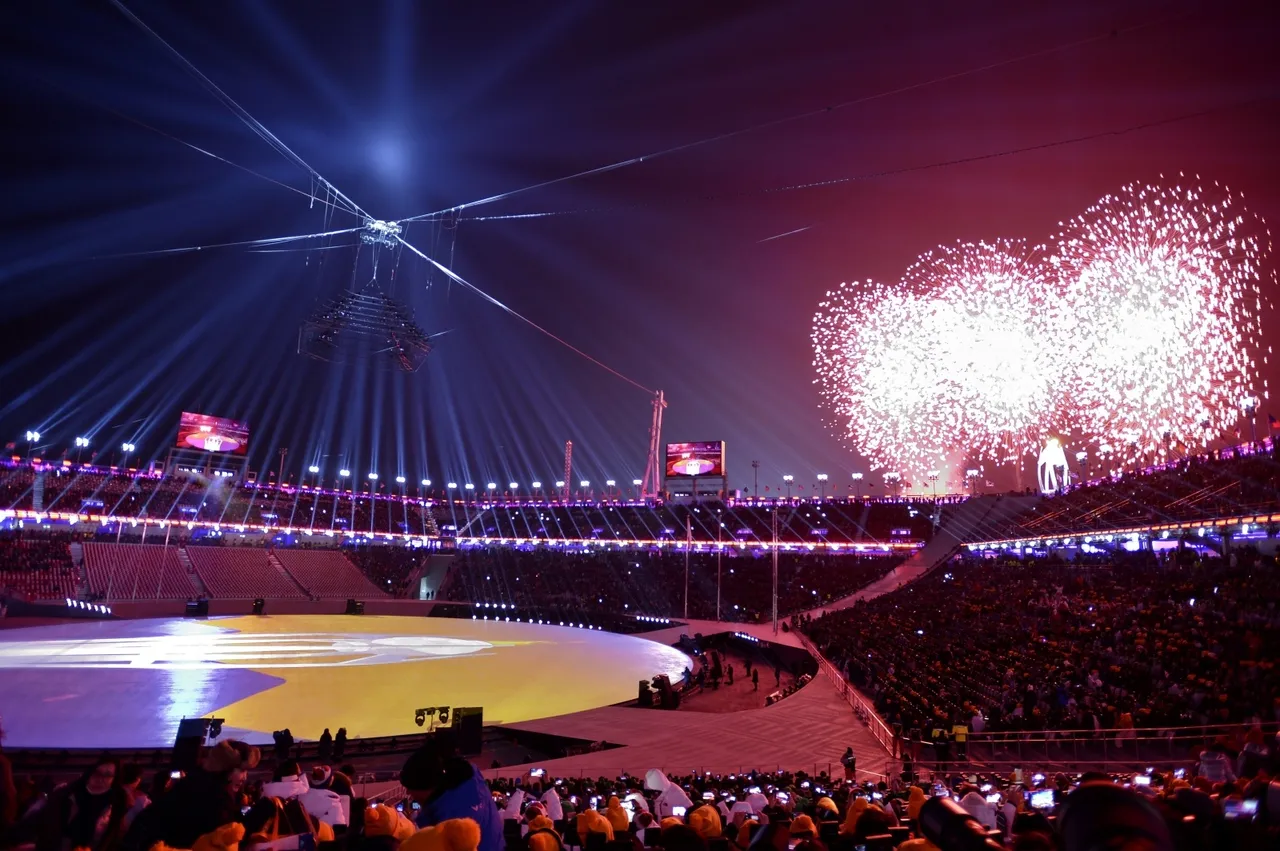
[811,240,1059,478]
[1050,178,1271,466]
[812,179,1273,478]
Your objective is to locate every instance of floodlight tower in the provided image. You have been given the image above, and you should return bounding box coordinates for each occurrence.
[563,441,573,501]
[641,390,667,499]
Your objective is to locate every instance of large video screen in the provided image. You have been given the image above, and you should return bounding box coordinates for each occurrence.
[176,412,250,456]
[665,441,725,478]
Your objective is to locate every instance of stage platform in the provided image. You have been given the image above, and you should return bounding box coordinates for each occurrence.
[489,670,891,781]
[0,615,693,749]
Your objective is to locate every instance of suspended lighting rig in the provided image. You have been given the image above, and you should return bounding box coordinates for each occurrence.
[298,289,436,373]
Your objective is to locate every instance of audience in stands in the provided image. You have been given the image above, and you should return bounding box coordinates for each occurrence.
[439,548,901,623]
[805,549,1280,740]
[0,534,78,602]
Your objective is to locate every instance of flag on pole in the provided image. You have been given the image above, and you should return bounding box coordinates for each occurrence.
[1270,413,1279,430]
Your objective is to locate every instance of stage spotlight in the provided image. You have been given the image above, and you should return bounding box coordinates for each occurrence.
[531,481,542,489]
[580,480,590,488]
[339,469,351,478]
[606,480,616,487]
[464,483,475,490]
[421,478,431,486]
[308,465,320,474]
[368,472,379,480]
[208,718,224,738]
[415,710,425,727]
[396,475,406,484]
[439,707,450,724]
[508,482,518,490]
[632,479,642,486]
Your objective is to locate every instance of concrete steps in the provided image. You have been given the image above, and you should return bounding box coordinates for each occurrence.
[269,550,315,599]
[175,547,208,597]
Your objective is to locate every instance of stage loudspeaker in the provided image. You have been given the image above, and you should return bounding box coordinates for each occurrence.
[172,718,211,772]
[185,600,209,618]
[252,598,265,615]
[452,707,483,755]
[345,599,364,615]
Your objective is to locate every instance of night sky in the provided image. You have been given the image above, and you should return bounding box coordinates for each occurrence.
[2,1,1278,494]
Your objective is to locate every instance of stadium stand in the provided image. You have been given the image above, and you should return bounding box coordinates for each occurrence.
[0,533,79,601]
[184,544,306,599]
[803,548,1280,737]
[82,541,193,600]
[439,548,903,621]
[273,548,387,598]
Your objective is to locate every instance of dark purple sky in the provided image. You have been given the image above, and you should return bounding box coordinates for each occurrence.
[1,0,1277,492]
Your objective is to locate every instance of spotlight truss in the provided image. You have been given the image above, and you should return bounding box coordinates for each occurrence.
[299,289,435,372]
[360,218,402,248]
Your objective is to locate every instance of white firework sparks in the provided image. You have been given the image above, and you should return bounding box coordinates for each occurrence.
[1051,178,1271,466]
[811,240,1059,478]
[812,179,1273,477]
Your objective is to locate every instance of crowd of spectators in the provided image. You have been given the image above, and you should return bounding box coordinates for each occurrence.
[5,730,1279,851]
[0,532,79,602]
[1,467,438,539]
[437,548,902,623]
[997,440,1280,539]
[443,501,934,548]
[344,546,430,597]
[4,464,935,547]
[805,548,1280,741]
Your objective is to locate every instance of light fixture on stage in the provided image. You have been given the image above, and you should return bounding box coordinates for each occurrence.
[299,289,438,373]
[208,718,224,739]
[414,706,440,729]
[438,706,450,725]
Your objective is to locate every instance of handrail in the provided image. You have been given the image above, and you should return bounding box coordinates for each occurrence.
[481,764,889,781]
[794,632,898,758]
[963,722,1277,742]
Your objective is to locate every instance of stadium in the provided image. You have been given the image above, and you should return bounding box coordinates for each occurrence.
[2,3,1279,851]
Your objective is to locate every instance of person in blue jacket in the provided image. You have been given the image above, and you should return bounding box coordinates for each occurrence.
[400,732,503,851]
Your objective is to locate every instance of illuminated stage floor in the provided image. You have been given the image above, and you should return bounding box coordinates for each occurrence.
[0,615,693,749]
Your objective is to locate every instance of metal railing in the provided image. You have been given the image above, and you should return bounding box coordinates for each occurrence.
[906,722,1278,773]
[481,764,889,782]
[795,632,898,758]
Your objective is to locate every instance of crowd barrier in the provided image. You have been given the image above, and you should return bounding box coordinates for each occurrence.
[911,722,1280,772]
[794,632,898,759]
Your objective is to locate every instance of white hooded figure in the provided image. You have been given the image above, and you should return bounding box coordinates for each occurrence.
[1037,438,1070,493]
[540,787,565,821]
[261,772,347,826]
[745,791,769,815]
[644,769,693,818]
[500,789,526,821]
[958,790,997,831]
[625,791,651,815]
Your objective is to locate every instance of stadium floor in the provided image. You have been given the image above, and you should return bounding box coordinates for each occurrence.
[0,615,694,749]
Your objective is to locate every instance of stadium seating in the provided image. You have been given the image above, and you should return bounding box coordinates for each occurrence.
[0,534,79,601]
[804,548,1280,734]
[439,548,902,621]
[273,548,387,598]
[184,544,306,598]
[82,541,194,600]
